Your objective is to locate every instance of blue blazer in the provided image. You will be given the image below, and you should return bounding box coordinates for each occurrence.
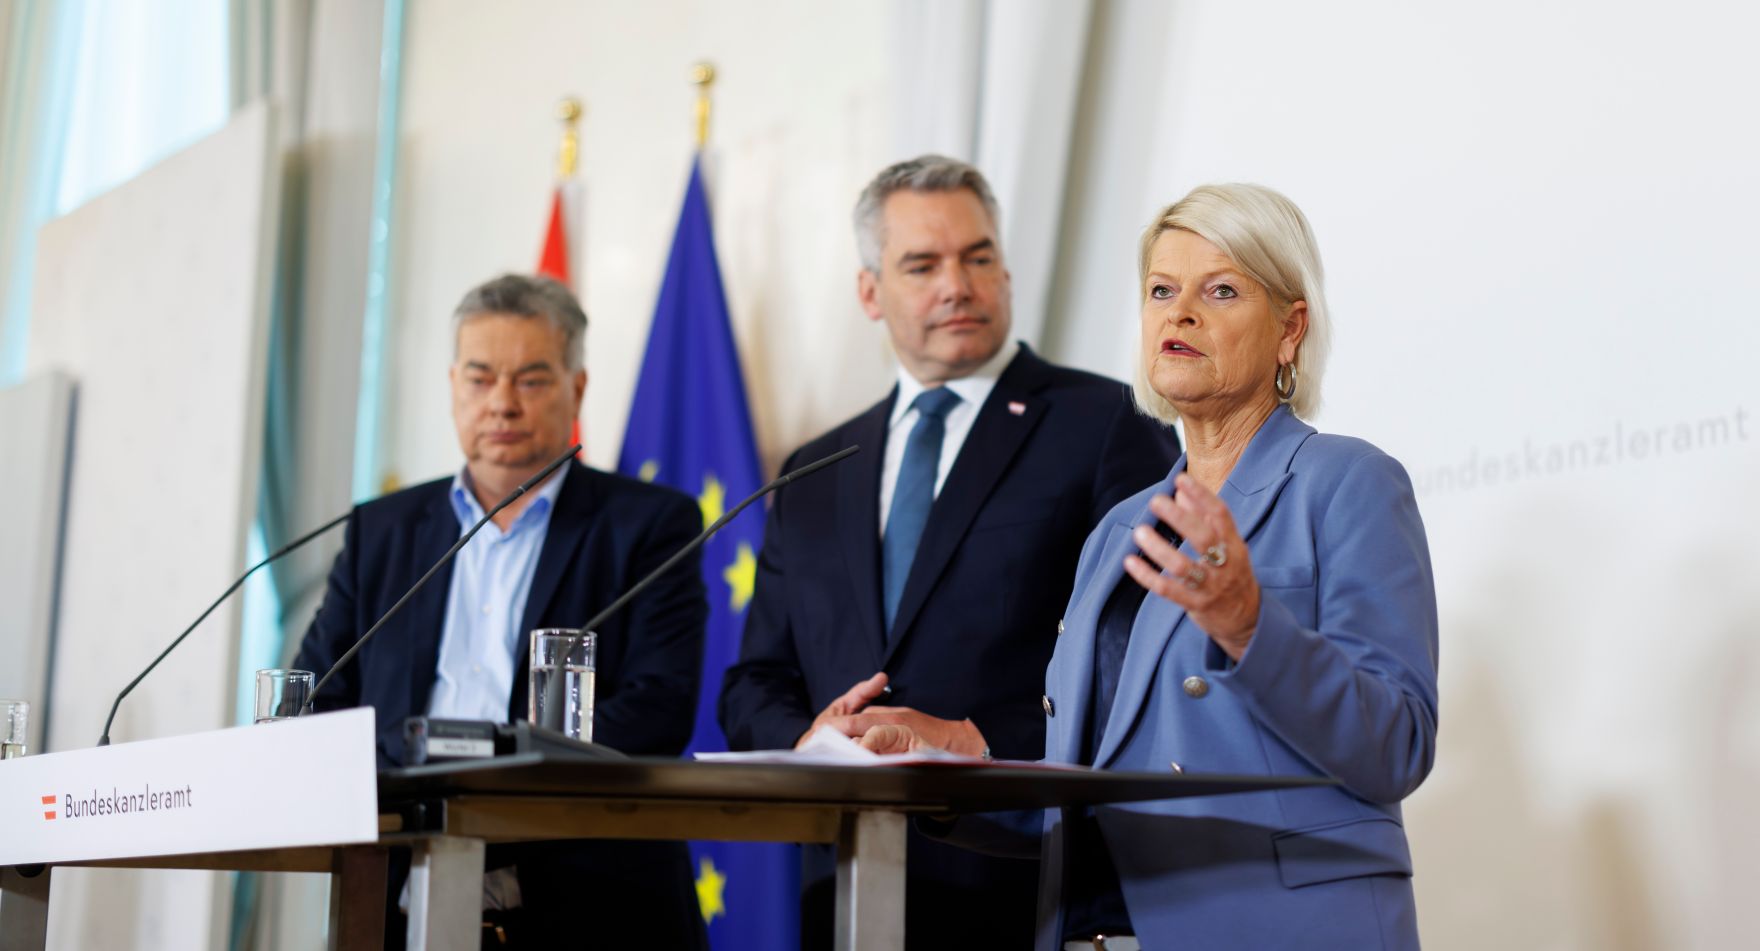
[719,345,1181,946]
[964,406,1438,950]
[294,461,709,946]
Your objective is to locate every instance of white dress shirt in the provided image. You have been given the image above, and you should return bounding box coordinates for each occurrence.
[879,340,1020,535]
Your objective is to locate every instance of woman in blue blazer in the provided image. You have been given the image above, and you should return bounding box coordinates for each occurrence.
[866,184,1438,950]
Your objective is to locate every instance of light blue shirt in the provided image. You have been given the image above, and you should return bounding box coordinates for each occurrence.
[425,465,568,722]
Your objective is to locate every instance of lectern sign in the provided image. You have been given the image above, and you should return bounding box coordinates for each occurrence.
[0,708,377,866]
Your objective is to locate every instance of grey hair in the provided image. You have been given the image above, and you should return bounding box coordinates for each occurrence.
[852,154,1002,272]
[1132,183,1332,422]
[451,273,588,371]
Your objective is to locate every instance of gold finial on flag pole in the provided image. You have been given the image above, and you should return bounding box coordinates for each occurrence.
[690,62,716,148]
[556,96,583,178]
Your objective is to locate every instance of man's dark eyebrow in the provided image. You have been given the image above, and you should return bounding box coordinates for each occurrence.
[461,360,557,375]
[894,237,997,268]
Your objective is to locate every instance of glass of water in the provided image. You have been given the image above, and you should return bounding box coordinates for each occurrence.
[254,669,314,724]
[528,630,596,741]
[2,699,28,759]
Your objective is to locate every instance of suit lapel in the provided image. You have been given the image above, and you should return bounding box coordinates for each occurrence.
[407,489,463,719]
[519,463,594,636]
[839,397,891,665]
[883,349,1051,666]
[1093,407,1311,767]
[1047,520,1136,765]
[1090,466,1180,768]
[509,463,595,720]
[1214,406,1312,546]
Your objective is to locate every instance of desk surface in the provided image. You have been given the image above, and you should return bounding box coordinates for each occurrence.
[379,754,1331,814]
[23,756,1333,871]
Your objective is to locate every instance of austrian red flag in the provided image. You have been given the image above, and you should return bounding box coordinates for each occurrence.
[536,187,571,287]
[535,181,583,449]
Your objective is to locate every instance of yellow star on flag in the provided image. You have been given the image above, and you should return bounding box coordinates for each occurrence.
[695,855,727,924]
[698,472,725,530]
[723,542,756,613]
[637,460,660,483]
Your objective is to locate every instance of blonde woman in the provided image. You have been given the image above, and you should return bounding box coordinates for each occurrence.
[869,184,1438,950]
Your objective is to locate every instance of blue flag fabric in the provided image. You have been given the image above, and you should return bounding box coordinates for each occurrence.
[617,155,799,949]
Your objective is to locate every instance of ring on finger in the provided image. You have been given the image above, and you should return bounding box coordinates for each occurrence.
[1183,565,1208,589]
[1200,543,1228,567]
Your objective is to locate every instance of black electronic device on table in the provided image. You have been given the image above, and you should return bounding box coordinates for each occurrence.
[401,716,628,767]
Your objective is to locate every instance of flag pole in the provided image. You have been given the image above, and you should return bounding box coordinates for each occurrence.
[556,96,582,178]
[546,96,585,453]
[690,62,715,148]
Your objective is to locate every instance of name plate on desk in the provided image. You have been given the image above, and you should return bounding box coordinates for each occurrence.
[0,708,377,866]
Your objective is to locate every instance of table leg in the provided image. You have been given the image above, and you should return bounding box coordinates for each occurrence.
[0,865,51,951]
[834,811,907,951]
[405,836,483,951]
[328,846,389,951]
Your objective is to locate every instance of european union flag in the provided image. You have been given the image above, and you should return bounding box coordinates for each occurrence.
[617,155,798,949]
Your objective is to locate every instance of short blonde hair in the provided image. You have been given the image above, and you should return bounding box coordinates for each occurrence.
[1131,183,1331,422]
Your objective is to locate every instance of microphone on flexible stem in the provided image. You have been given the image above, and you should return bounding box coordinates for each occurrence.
[97,509,354,747]
[304,443,581,713]
[537,444,861,734]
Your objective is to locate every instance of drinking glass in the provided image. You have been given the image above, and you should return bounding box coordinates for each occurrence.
[1,699,28,759]
[528,630,596,741]
[254,669,314,724]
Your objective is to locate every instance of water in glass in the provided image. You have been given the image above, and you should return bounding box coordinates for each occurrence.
[529,665,595,741]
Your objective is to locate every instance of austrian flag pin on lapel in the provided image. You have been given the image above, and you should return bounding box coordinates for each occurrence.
[1007,401,1026,416]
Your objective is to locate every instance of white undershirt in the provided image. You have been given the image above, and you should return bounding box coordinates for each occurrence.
[879,340,1020,535]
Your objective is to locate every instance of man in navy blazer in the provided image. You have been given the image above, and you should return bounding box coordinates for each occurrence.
[718,156,1180,948]
[295,274,708,949]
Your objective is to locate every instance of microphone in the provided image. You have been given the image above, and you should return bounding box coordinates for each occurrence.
[305,443,581,711]
[97,509,353,746]
[538,444,860,733]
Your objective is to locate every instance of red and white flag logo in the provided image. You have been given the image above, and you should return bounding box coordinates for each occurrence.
[41,794,56,820]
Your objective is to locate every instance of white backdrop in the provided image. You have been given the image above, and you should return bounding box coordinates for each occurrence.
[380,2,1760,947]
[1102,1,1760,947]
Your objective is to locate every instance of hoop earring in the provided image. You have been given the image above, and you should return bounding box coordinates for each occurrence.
[1274,363,1297,403]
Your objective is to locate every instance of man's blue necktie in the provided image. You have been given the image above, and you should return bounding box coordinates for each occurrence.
[882,387,962,637]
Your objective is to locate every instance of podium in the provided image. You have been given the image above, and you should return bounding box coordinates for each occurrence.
[5,734,1328,950]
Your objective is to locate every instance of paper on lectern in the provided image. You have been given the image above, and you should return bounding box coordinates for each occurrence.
[695,725,981,766]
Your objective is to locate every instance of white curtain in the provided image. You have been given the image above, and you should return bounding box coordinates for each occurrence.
[887,0,1094,348]
[0,0,79,384]
[895,2,1760,949]
[230,2,392,947]
[228,0,390,674]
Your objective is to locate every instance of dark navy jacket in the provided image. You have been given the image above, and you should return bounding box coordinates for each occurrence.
[295,460,708,946]
[719,345,1181,947]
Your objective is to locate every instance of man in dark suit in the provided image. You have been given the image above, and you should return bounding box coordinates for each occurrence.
[718,156,1181,948]
[295,273,708,949]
